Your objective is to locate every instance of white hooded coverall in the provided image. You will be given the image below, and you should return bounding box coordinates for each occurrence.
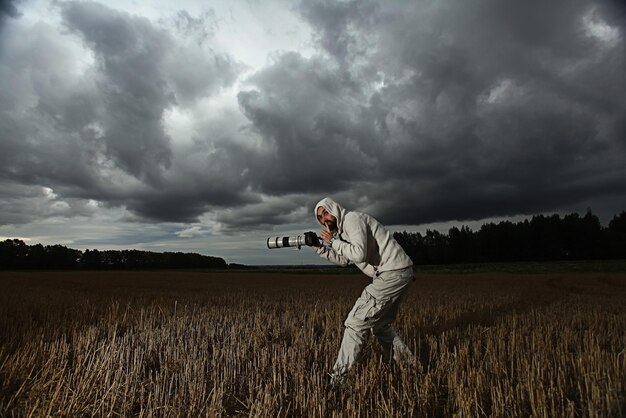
[314,197,415,380]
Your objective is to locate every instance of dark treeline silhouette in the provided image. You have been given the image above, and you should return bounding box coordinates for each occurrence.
[1,209,624,269]
[394,210,626,265]
[0,240,227,270]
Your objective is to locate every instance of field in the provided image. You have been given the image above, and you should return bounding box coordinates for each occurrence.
[1,269,625,417]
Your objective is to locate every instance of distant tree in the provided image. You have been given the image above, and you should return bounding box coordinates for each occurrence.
[81,249,102,269]
[580,209,603,259]
[448,226,474,263]
[27,243,46,269]
[0,239,28,268]
[44,245,81,269]
[394,231,425,264]
[476,222,500,261]
[527,214,563,260]
[422,230,450,264]
[607,211,626,258]
[609,211,626,232]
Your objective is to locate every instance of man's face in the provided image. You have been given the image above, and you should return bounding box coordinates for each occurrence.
[316,206,337,231]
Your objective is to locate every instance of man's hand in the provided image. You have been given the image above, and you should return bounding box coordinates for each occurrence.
[320,225,334,243]
[304,231,321,247]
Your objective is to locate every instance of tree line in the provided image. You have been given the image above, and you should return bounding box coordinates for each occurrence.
[1,209,624,269]
[0,240,227,270]
[393,210,626,265]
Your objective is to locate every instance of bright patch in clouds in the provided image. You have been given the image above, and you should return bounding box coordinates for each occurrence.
[176,225,211,238]
[583,7,621,46]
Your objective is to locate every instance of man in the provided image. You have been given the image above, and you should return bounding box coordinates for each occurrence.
[311,197,416,389]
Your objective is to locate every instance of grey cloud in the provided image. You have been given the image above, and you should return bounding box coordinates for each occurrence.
[61,1,175,184]
[299,0,379,64]
[115,158,260,223]
[0,22,103,193]
[71,223,183,247]
[80,127,264,223]
[206,0,626,229]
[0,0,20,22]
[214,195,313,232]
[171,10,218,46]
[162,45,241,106]
[60,1,243,183]
[370,164,626,227]
[164,10,242,105]
[598,0,626,29]
[0,181,98,225]
[237,52,379,195]
[0,1,250,226]
[254,0,626,226]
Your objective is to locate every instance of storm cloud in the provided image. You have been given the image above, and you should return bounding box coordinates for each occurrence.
[1,1,245,223]
[238,0,626,225]
[0,0,20,23]
[0,0,625,259]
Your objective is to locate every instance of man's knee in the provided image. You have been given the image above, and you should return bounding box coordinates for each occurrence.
[372,323,396,343]
[344,315,370,333]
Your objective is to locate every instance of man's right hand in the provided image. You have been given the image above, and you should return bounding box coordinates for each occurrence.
[304,231,321,247]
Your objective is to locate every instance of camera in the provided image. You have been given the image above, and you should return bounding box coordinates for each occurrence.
[266,231,320,249]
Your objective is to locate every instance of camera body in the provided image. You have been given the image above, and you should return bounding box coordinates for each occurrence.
[266,231,320,249]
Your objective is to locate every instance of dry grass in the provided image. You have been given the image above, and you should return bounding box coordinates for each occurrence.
[0,270,625,417]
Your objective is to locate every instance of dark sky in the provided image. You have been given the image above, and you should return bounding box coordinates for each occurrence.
[0,0,625,264]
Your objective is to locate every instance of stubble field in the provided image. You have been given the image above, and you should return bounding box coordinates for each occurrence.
[0,269,625,417]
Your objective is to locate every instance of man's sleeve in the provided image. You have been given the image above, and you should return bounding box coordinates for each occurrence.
[355,262,377,278]
[315,245,351,266]
[331,213,368,262]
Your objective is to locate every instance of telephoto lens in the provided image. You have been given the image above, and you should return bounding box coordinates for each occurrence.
[266,235,307,249]
[266,232,319,249]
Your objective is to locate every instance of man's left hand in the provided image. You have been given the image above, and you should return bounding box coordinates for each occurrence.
[320,226,334,242]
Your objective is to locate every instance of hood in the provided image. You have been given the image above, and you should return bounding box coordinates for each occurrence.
[314,197,347,233]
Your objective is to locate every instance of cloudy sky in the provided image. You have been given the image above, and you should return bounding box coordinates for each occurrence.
[1,0,625,265]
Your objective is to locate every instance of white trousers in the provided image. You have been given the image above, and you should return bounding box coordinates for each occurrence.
[332,266,414,378]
